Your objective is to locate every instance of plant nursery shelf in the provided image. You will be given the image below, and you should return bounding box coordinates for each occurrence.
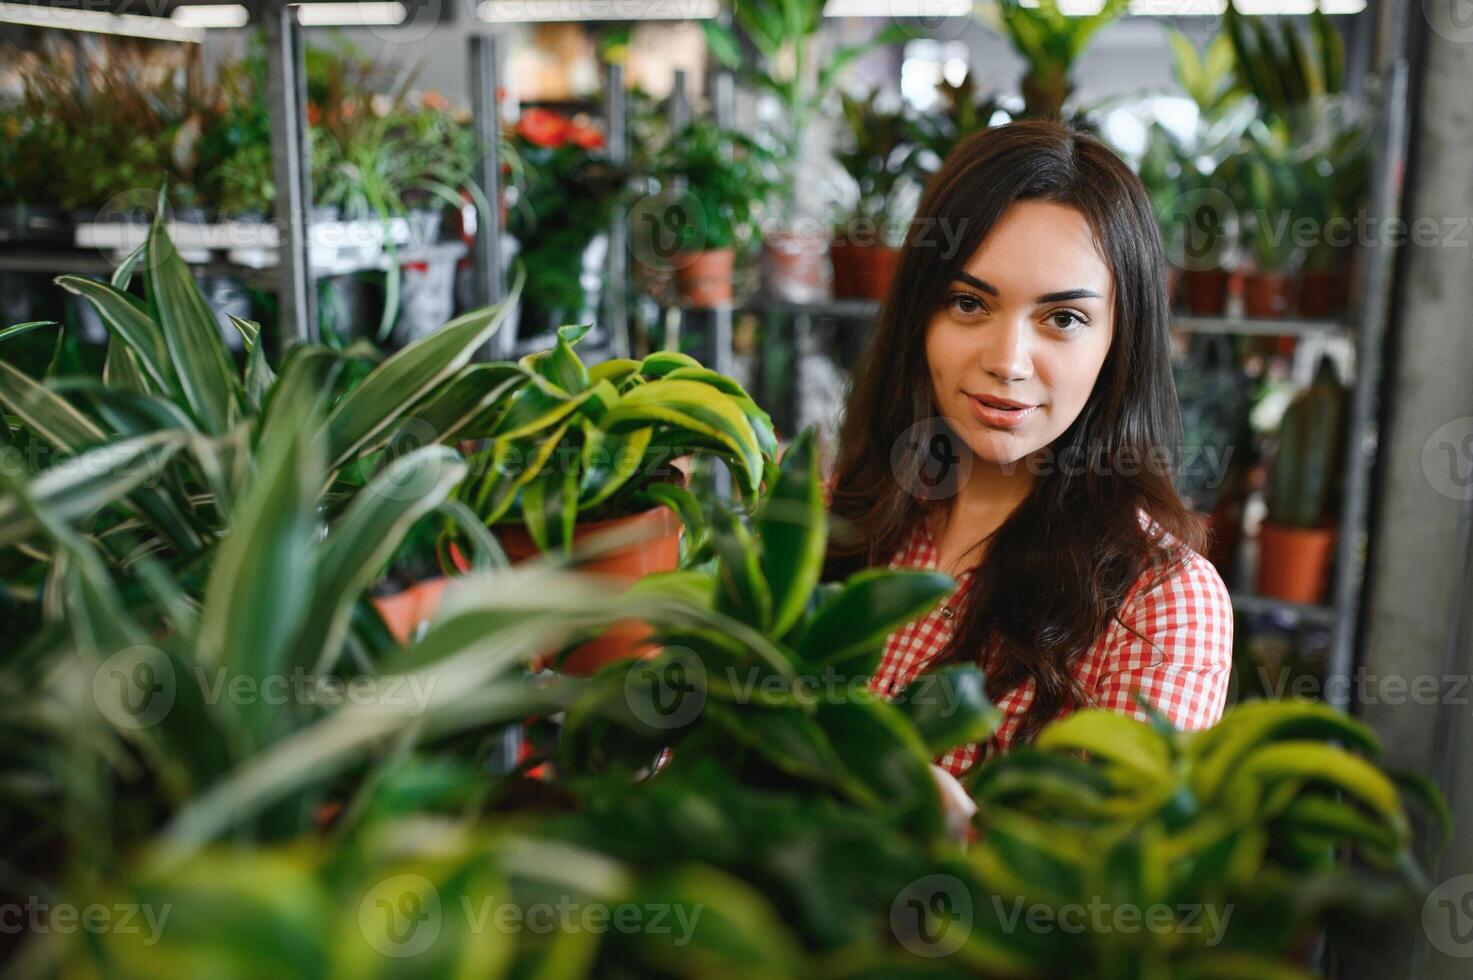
[1228,589,1337,628]
[0,241,466,284]
[1172,315,1351,338]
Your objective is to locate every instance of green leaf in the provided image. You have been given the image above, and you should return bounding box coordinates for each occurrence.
[708,508,773,631]
[196,383,323,749]
[295,445,468,673]
[145,202,240,433]
[794,568,955,667]
[1034,709,1175,784]
[323,272,521,471]
[521,323,592,394]
[0,358,108,452]
[0,320,57,344]
[599,379,764,498]
[56,276,177,396]
[409,363,524,445]
[0,431,187,550]
[757,430,825,639]
[577,421,653,509]
[892,664,1003,755]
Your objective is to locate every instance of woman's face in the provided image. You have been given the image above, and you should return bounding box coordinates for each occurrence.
[924,200,1115,471]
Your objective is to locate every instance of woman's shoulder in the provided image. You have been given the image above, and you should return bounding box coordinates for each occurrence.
[1115,509,1234,660]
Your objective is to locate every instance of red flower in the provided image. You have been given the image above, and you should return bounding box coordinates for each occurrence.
[516,107,572,148]
[568,124,604,150]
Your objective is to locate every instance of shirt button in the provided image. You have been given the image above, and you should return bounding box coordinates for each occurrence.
[941,605,954,620]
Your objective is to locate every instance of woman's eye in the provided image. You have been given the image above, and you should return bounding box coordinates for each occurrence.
[947,292,985,316]
[1048,310,1088,331]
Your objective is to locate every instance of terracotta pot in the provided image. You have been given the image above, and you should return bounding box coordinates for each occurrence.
[674,248,735,307]
[1182,268,1229,316]
[830,240,900,300]
[762,231,827,302]
[1297,268,1344,319]
[372,577,452,646]
[1244,270,1295,318]
[1197,501,1242,584]
[1257,521,1337,605]
[454,506,684,676]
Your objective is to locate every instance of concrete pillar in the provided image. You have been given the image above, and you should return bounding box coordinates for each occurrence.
[1339,8,1473,979]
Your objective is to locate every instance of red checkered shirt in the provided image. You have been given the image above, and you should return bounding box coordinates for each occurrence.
[870,511,1233,776]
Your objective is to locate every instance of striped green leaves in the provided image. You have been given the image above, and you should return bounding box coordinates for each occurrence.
[459,332,777,552]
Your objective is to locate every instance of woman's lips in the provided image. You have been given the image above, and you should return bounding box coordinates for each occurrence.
[965,393,1040,429]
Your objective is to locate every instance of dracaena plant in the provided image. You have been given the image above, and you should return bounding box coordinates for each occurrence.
[454,331,779,554]
[28,426,1445,978]
[833,88,923,247]
[0,193,524,618]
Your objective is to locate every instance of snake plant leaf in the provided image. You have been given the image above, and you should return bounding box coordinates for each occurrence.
[0,357,108,451]
[323,278,520,471]
[600,379,764,498]
[145,200,241,434]
[793,568,955,668]
[891,664,1002,756]
[294,445,468,674]
[1033,709,1175,784]
[577,420,653,510]
[0,431,187,550]
[55,275,177,396]
[758,429,826,639]
[708,506,773,632]
[196,384,323,754]
[521,322,592,394]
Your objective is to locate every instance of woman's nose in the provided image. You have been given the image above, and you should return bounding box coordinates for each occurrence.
[979,317,1033,384]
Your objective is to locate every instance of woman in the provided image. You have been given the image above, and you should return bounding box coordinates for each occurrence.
[825,120,1233,776]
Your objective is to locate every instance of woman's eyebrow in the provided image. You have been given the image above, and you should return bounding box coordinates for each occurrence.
[953,271,1102,304]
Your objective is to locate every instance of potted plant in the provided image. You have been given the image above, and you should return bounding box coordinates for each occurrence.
[1258,356,1346,605]
[980,0,1126,125]
[654,117,777,307]
[830,89,921,301]
[504,107,623,346]
[705,0,907,302]
[908,68,1010,180]
[1295,102,1370,319]
[14,421,1443,976]
[1157,27,1252,315]
[450,330,779,673]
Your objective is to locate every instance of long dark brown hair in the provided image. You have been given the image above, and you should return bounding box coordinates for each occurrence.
[825,120,1208,746]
